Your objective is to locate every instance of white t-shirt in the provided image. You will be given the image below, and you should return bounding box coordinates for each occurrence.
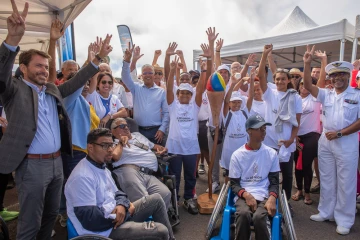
[262,88,302,151]
[166,100,200,155]
[298,94,322,136]
[250,100,266,119]
[198,92,210,121]
[125,92,133,109]
[229,144,280,201]
[86,91,124,119]
[65,159,118,237]
[113,132,157,171]
[220,110,249,170]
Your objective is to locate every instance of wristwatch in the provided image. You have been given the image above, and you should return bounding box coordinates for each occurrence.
[336,131,343,138]
[95,54,104,63]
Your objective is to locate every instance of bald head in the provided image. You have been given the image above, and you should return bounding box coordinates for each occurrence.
[231,62,242,75]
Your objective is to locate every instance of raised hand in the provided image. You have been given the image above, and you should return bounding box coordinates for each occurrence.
[206,27,219,43]
[6,0,29,45]
[216,38,224,52]
[123,42,134,62]
[166,42,178,56]
[170,56,179,70]
[177,62,184,70]
[314,50,326,60]
[176,50,184,58]
[154,50,162,57]
[50,19,64,41]
[200,59,207,71]
[249,66,256,81]
[98,34,113,58]
[133,46,144,62]
[263,44,273,56]
[199,43,211,58]
[88,43,96,62]
[303,45,315,64]
[245,53,257,66]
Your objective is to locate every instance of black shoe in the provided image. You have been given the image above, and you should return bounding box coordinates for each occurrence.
[183,199,198,215]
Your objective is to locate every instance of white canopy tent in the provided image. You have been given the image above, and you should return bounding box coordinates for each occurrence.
[0,0,92,63]
[193,6,359,69]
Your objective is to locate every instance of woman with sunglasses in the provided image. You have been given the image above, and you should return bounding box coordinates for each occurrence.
[292,79,321,205]
[289,68,303,91]
[258,45,302,214]
[87,72,128,128]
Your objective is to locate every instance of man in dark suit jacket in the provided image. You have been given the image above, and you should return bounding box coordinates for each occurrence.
[0,1,113,239]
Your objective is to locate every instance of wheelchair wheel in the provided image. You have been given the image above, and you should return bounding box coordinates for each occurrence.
[205,181,230,240]
[279,190,297,240]
[70,234,112,240]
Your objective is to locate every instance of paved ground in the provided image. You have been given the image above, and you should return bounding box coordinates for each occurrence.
[3,168,360,240]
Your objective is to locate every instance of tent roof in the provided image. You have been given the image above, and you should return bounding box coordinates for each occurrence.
[0,0,91,63]
[193,6,357,67]
[265,6,318,37]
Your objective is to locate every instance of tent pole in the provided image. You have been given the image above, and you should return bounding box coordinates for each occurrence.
[351,15,360,63]
[339,38,346,61]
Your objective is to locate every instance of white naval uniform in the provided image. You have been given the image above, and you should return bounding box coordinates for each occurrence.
[316,86,360,229]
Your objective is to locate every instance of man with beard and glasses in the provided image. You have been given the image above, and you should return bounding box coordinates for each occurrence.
[0,2,112,238]
[121,44,169,146]
[303,45,360,235]
[65,128,174,240]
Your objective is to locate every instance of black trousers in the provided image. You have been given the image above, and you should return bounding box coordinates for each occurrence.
[280,153,294,201]
[0,173,9,211]
[294,132,320,193]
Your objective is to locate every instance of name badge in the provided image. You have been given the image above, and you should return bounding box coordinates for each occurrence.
[344,99,358,104]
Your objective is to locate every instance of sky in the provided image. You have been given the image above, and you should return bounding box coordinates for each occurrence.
[74,0,360,77]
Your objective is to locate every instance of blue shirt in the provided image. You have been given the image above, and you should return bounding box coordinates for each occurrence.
[22,81,61,154]
[121,61,169,133]
[4,41,61,154]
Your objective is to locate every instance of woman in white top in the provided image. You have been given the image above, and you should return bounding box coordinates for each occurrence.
[166,53,206,215]
[87,72,127,128]
[250,80,266,118]
[220,69,255,176]
[292,79,321,205]
[258,45,303,208]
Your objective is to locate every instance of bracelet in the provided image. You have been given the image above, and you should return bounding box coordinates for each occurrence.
[201,70,207,73]
[216,50,220,52]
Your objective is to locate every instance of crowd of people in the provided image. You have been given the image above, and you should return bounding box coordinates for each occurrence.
[1,1,360,240]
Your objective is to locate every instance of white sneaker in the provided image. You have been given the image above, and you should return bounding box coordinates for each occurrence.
[310,214,334,222]
[206,182,220,193]
[336,226,350,235]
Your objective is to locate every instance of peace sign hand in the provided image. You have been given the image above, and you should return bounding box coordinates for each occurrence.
[303,45,315,64]
[6,0,29,46]
[170,56,179,70]
[124,42,135,63]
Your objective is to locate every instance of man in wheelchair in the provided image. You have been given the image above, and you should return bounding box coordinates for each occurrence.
[229,115,280,240]
[65,128,175,239]
[110,118,172,209]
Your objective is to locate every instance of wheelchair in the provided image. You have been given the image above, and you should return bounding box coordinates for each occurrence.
[206,182,297,240]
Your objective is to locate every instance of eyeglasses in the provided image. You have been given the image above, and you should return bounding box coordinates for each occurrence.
[180,78,190,81]
[291,75,301,79]
[113,124,129,130]
[155,72,163,76]
[91,142,116,150]
[142,72,154,75]
[328,72,348,79]
[101,80,113,85]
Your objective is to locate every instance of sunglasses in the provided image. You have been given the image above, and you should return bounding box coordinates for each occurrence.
[276,68,289,73]
[142,72,154,75]
[113,124,128,130]
[155,72,163,76]
[91,142,116,150]
[329,72,348,79]
[101,80,113,85]
[291,75,301,79]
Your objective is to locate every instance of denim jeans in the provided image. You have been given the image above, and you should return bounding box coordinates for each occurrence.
[168,154,197,200]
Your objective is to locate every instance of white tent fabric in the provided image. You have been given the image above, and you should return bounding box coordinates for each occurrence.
[0,0,91,63]
[193,6,358,68]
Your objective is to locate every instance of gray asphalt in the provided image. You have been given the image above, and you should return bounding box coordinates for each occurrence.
[4,168,360,240]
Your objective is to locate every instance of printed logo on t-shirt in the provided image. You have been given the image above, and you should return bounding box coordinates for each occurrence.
[112,103,117,111]
[177,111,193,122]
[242,163,262,183]
[229,123,246,138]
[272,109,278,114]
[202,98,208,105]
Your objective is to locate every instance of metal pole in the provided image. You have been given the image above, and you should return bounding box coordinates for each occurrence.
[351,15,360,62]
[71,22,76,61]
[339,39,346,61]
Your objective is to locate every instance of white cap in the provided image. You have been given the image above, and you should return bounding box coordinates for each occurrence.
[230,91,243,102]
[325,61,354,75]
[217,64,230,72]
[357,71,360,78]
[178,83,193,94]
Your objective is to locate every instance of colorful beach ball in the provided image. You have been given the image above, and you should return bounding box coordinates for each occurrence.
[206,72,226,92]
